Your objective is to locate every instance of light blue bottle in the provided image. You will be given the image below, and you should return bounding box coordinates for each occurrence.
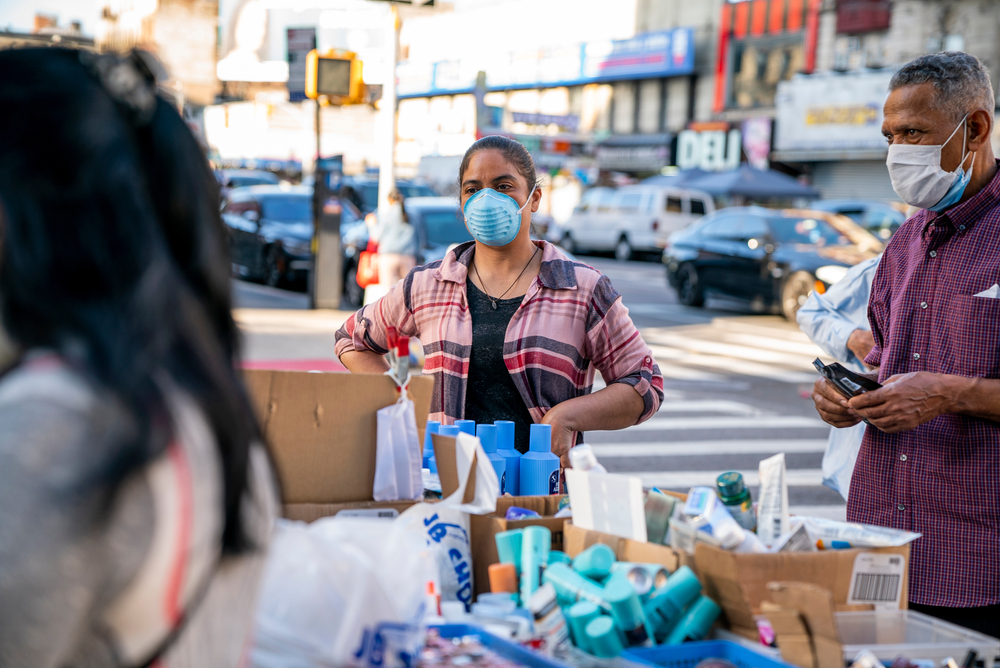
[431,424,461,474]
[455,419,476,436]
[477,424,506,496]
[422,420,441,469]
[520,424,560,496]
[495,420,521,496]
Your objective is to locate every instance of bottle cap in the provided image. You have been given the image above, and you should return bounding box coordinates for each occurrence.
[716,471,746,501]
[455,419,476,435]
[437,425,460,437]
[572,543,616,580]
[565,601,600,653]
[528,423,552,453]
[585,616,624,658]
[396,337,409,357]
[604,577,646,633]
[488,562,518,594]
[606,567,654,599]
[547,550,572,567]
[477,424,498,453]
[664,596,720,645]
[495,420,516,451]
[495,529,523,569]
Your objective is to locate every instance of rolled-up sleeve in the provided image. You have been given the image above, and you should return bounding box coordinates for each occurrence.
[584,276,663,424]
[334,275,417,360]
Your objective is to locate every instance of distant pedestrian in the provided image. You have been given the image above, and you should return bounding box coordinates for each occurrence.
[0,48,278,667]
[375,189,418,288]
[797,255,881,500]
[811,52,1000,636]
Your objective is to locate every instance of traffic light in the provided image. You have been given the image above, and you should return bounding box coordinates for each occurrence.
[305,49,365,105]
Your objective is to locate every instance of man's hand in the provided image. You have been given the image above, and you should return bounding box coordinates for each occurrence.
[847,329,876,366]
[811,378,862,428]
[540,406,576,468]
[849,371,958,433]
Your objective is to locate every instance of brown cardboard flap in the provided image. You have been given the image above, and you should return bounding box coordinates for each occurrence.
[283,499,421,522]
[563,522,688,574]
[433,434,481,504]
[765,582,843,668]
[244,369,434,504]
[762,602,817,668]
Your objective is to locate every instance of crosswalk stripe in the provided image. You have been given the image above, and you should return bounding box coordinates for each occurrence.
[620,469,826,488]
[647,334,818,369]
[647,347,818,384]
[653,400,764,416]
[588,439,827,457]
[615,415,825,432]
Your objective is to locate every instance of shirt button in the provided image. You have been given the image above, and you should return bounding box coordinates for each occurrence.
[900,454,908,462]
[929,250,937,258]
[959,225,966,231]
[920,302,928,309]
[897,504,906,511]
[913,353,920,360]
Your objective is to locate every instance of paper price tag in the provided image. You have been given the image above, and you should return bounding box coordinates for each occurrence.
[847,552,904,610]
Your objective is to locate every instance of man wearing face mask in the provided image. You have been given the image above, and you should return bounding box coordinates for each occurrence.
[811,52,1000,635]
[337,135,663,465]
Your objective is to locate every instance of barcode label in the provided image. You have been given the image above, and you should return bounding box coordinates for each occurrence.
[847,553,905,610]
[336,508,400,519]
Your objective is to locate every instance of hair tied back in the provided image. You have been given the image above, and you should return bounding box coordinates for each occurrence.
[79,49,165,126]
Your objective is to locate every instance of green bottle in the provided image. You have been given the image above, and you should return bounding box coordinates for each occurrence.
[716,471,756,531]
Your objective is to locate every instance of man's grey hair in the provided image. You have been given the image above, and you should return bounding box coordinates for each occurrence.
[890,52,995,121]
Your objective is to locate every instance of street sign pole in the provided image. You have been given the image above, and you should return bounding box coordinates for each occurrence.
[377,6,399,220]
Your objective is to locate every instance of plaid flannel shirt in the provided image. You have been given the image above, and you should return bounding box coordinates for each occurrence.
[849,163,1000,607]
[335,241,663,429]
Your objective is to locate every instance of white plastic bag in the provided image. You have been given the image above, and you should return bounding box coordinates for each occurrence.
[251,517,437,668]
[394,431,499,606]
[373,394,422,501]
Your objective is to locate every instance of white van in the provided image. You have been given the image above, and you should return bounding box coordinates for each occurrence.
[559,185,715,261]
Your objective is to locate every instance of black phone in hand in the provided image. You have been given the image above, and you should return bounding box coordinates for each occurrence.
[813,358,882,399]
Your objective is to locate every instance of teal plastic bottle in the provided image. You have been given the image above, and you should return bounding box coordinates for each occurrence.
[520,424,560,495]
[422,420,441,469]
[477,424,506,495]
[494,421,521,496]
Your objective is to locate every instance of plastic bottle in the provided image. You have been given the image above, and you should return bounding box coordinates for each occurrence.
[547,550,572,567]
[519,526,551,604]
[585,616,624,658]
[642,565,702,642]
[494,421,521,496]
[476,424,506,496]
[454,419,476,436]
[571,543,616,581]
[565,601,601,653]
[541,563,608,610]
[494,529,523,571]
[568,443,607,473]
[604,577,653,647]
[716,471,756,531]
[432,424,461,473]
[422,420,441,469]
[663,596,721,645]
[520,423,560,495]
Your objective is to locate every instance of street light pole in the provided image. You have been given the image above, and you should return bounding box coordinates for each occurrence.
[377,5,399,220]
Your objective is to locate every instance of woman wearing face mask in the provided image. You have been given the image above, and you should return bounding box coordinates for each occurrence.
[337,136,664,462]
[0,49,278,666]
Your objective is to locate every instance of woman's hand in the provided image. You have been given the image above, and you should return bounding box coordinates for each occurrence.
[540,405,576,467]
[541,384,645,468]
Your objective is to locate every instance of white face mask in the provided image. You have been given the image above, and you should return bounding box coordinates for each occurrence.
[886,114,974,211]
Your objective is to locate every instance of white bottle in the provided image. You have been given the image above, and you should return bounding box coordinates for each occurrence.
[568,443,608,473]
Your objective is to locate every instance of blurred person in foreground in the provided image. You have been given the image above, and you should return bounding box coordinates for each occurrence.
[336,135,663,462]
[374,189,419,288]
[0,49,278,666]
[797,254,881,500]
[811,52,1000,635]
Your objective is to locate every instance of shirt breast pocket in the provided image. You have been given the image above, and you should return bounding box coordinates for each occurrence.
[940,294,1000,378]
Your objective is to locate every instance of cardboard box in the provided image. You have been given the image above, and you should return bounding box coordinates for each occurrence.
[695,542,910,638]
[762,582,842,668]
[243,369,434,519]
[563,521,692,574]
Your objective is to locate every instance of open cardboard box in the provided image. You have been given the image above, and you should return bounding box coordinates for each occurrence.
[432,434,569,597]
[243,369,434,521]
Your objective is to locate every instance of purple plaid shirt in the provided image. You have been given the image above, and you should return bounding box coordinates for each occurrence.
[849,162,1000,608]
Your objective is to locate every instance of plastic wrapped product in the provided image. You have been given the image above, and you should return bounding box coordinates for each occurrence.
[757,453,790,547]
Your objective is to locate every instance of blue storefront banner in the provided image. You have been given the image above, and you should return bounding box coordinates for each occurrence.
[397,27,695,98]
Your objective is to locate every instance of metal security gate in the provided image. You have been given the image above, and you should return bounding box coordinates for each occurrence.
[811,160,897,201]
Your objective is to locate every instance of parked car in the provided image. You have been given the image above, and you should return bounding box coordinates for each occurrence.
[808,199,910,240]
[339,176,438,213]
[341,196,471,305]
[216,169,280,198]
[663,207,883,320]
[221,185,363,289]
[560,185,715,262]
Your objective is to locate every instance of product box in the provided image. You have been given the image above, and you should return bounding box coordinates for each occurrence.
[433,435,569,597]
[243,369,434,520]
[695,542,911,638]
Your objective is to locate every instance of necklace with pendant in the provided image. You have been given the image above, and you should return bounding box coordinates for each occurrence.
[472,246,540,309]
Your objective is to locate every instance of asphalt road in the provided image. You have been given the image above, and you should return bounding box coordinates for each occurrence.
[233,253,845,518]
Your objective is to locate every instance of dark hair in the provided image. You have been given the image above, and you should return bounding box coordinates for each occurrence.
[890,51,995,122]
[388,188,408,223]
[0,48,265,553]
[458,135,543,192]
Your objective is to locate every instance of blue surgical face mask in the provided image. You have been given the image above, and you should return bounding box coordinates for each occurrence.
[463,185,536,247]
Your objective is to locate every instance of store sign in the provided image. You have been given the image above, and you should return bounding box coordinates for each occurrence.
[286,28,316,102]
[775,70,893,151]
[676,129,742,171]
[511,112,580,132]
[397,27,695,98]
[597,144,670,172]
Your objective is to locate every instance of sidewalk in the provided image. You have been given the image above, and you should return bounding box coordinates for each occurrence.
[234,307,353,370]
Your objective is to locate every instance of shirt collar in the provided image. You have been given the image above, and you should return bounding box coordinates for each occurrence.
[929,159,1000,233]
[435,240,578,290]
